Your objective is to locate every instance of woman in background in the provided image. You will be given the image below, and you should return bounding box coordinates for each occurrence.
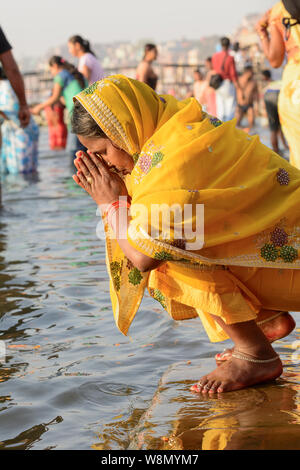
[68,35,104,85]
[0,67,38,174]
[204,57,217,116]
[257,0,300,168]
[31,56,86,161]
[44,99,67,151]
[192,69,208,107]
[136,44,158,90]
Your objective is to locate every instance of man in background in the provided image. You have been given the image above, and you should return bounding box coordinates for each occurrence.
[236,65,259,133]
[212,37,239,122]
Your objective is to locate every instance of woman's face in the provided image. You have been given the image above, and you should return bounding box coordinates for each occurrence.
[50,64,60,76]
[77,135,134,176]
[68,41,80,57]
[146,48,157,62]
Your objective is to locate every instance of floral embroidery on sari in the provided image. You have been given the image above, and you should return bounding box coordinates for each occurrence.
[84,82,98,95]
[276,168,290,185]
[110,260,123,291]
[150,288,167,309]
[154,251,175,261]
[209,116,223,127]
[133,140,165,183]
[259,223,298,263]
[128,267,143,285]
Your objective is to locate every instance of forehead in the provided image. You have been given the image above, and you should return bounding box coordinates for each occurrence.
[79,136,108,152]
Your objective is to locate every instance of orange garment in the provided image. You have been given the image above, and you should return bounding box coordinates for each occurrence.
[270,1,300,168]
[44,104,67,150]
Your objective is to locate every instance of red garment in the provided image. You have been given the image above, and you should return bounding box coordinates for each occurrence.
[211,51,238,82]
[45,104,67,150]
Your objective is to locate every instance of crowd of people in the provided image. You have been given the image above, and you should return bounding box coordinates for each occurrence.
[0,31,105,173]
[1,0,300,176]
[189,36,290,154]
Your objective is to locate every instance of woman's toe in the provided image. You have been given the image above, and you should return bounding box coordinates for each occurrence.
[217,382,226,393]
[202,380,214,394]
[209,381,221,394]
[190,376,208,393]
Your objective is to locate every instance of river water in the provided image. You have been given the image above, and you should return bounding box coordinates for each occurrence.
[0,127,299,450]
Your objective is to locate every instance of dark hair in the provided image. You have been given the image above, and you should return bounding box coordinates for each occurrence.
[143,43,157,59]
[69,35,96,56]
[283,0,300,21]
[233,42,240,52]
[71,99,107,138]
[244,65,253,73]
[194,69,203,79]
[262,69,272,80]
[206,57,212,62]
[221,37,230,49]
[49,56,86,89]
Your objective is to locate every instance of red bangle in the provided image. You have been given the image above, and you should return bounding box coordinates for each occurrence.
[105,199,131,226]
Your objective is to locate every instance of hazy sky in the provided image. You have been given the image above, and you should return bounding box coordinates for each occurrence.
[2,0,275,59]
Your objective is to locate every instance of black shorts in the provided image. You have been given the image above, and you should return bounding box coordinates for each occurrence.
[264,90,280,132]
[238,103,253,114]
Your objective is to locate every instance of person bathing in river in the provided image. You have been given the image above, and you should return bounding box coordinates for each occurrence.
[235,65,259,133]
[136,44,158,90]
[71,75,299,395]
[31,56,86,161]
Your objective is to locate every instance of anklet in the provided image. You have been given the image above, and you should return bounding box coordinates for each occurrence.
[256,311,286,326]
[232,350,279,363]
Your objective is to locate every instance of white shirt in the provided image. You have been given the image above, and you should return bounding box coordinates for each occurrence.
[78,53,104,84]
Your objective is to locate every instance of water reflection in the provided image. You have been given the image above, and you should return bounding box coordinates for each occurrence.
[0,416,63,450]
[127,352,300,450]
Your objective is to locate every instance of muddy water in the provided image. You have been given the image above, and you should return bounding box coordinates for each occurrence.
[0,128,299,450]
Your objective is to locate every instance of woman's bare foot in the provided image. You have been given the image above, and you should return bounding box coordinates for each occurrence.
[191,350,283,394]
[215,311,295,363]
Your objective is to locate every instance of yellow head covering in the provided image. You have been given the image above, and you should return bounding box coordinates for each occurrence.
[74,75,300,336]
[74,75,188,155]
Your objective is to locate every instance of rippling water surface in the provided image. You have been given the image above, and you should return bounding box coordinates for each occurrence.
[0,128,299,450]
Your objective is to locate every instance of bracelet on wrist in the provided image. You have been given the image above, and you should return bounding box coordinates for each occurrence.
[104,199,131,226]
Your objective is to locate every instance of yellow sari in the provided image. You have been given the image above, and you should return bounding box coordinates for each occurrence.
[74,75,300,342]
[270,1,300,169]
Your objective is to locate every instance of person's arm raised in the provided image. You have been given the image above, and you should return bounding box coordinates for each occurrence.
[256,11,285,68]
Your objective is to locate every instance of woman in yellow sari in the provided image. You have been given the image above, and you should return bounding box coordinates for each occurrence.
[71,75,300,395]
[256,0,300,169]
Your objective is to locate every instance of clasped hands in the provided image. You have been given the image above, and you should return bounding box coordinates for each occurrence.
[73,150,129,209]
